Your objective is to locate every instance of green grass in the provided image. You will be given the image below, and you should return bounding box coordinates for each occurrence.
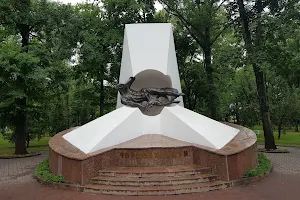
[251,125,300,146]
[243,153,271,178]
[35,158,68,183]
[0,135,50,154]
[251,125,264,130]
[255,131,300,146]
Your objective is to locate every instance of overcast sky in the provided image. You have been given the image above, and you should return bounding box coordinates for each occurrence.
[53,0,86,4]
[53,0,163,10]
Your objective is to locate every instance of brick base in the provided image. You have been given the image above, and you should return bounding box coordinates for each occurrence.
[49,124,257,185]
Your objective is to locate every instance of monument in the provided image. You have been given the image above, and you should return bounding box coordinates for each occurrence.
[48,23,258,195]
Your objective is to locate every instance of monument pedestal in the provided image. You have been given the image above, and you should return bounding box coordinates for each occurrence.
[48,23,258,195]
[49,123,257,193]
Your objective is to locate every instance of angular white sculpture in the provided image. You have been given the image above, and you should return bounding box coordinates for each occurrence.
[117,23,183,108]
[63,23,239,154]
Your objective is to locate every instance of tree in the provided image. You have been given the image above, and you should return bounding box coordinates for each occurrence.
[0,0,32,154]
[158,0,234,119]
[268,76,298,139]
[234,0,300,149]
[75,0,157,116]
[263,2,300,132]
[0,0,81,154]
[212,26,246,122]
[154,10,206,112]
[75,3,109,116]
[233,0,277,150]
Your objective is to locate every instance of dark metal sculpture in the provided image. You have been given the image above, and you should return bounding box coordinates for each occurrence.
[116,77,184,111]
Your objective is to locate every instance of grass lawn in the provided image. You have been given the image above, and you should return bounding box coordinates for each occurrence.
[252,125,300,146]
[0,136,50,155]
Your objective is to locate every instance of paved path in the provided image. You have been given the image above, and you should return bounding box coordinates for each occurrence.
[0,151,47,187]
[1,147,300,200]
[263,146,300,174]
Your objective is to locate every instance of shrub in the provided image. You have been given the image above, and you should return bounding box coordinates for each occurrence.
[35,158,68,183]
[242,153,270,178]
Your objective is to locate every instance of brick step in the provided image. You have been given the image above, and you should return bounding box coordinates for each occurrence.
[84,180,230,196]
[91,173,219,186]
[99,165,212,178]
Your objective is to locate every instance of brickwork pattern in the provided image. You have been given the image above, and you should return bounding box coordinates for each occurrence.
[261,146,300,174]
[0,151,47,187]
[1,147,300,200]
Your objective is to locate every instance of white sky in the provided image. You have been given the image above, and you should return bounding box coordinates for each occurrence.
[53,0,163,10]
[54,0,88,4]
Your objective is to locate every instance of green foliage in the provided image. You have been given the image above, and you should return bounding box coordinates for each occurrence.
[1,128,15,143]
[158,0,234,120]
[256,131,300,146]
[35,158,68,183]
[0,0,299,153]
[243,153,271,178]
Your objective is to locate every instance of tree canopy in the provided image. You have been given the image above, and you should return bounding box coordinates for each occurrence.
[1,0,300,153]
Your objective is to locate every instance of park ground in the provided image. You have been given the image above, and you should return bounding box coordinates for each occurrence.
[252,125,300,147]
[1,125,300,156]
[1,124,300,153]
[1,133,300,199]
[0,136,50,155]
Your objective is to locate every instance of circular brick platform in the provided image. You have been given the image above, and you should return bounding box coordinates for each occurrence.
[48,123,257,195]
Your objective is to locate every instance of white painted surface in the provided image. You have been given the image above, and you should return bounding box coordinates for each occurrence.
[160,107,215,148]
[117,23,183,108]
[63,106,139,154]
[166,28,183,105]
[64,105,239,153]
[142,115,161,134]
[163,106,240,149]
[63,23,239,154]
[89,109,144,153]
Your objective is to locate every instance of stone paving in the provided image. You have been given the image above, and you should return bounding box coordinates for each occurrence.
[263,146,300,174]
[0,151,47,187]
[0,147,300,200]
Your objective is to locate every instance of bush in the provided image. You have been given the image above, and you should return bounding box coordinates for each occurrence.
[1,128,15,143]
[35,158,68,183]
[242,153,271,178]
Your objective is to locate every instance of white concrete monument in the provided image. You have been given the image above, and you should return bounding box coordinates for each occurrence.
[63,23,239,154]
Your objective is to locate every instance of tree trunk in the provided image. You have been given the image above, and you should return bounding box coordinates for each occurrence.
[237,0,276,150]
[66,93,70,128]
[14,21,30,154]
[192,97,197,111]
[14,98,28,155]
[77,112,80,126]
[254,65,276,149]
[183,77,192,110]
[278,117,283,140]
[186,89,191,109]
[100,79,105,116]
[236,110,241,125]
[295,120,299,132]
[203,47,217,120]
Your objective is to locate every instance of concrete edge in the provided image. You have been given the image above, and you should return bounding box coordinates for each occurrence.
[0,152,41,159]
[33,175,84,192]
[257,143,300,149]
[276,145,300,149]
